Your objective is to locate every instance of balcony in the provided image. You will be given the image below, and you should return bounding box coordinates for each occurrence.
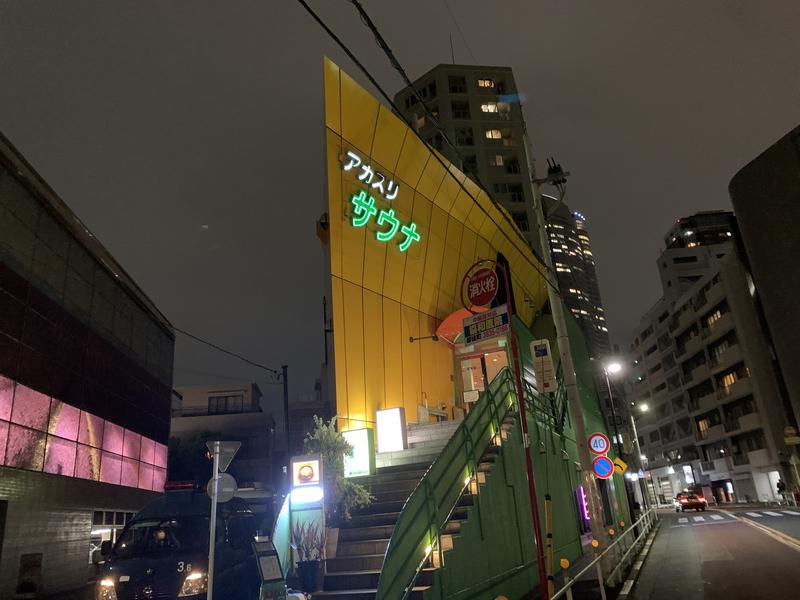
[705,313,735,343]
[695,424,724,443]
[687,362,711,385]
[731,453,750,467]
[683,335,704,358]
[748,448,772,468]
[709,345,742,373]
[723,412,760,434]
[689,392,717,414]
[700,457,730,473]
[705,283,726,312]
[716,378,752,401]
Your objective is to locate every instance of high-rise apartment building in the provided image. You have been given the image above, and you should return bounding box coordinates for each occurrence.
[543,195,610,359]
[628,211,791,504]
[394,64,540,251]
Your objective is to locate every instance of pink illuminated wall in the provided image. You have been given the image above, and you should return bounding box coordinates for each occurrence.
[0,374,167,492]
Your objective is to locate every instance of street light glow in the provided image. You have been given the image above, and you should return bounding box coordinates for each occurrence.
[638,403,649,412]
[606,362,622,374]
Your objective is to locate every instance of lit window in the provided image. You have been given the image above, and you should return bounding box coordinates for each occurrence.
[489,154,504,166]
[481,102,499,113]
[485,129,502,139]
[478,78,495,88]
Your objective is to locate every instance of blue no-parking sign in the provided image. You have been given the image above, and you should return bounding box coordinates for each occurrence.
[592,455,614,479]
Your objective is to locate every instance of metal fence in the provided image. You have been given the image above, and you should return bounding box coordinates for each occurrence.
[552,506,660,600]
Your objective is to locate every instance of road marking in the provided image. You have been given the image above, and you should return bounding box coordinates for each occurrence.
[746,512,763,518]
[763,511,783,516]
[710,514,723,520]
[678,517,688,523]
[782,510,800,516]
[620,580,634,596]
[693,516,706,522]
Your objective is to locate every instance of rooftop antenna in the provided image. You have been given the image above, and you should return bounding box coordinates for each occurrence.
[449,32,455,64]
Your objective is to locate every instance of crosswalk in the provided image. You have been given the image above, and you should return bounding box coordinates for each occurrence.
[675,510,800,526]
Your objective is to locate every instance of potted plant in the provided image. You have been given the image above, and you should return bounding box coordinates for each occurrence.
[303,417,373,527]
[291,521,326,592]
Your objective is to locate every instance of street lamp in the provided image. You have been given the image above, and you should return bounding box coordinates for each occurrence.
[602,361,625,456]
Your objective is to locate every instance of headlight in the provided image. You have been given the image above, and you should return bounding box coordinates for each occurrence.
[178,571,208,597]
[95,578,118,600]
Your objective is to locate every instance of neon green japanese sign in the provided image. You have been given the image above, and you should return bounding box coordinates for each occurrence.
[351,190,420,252]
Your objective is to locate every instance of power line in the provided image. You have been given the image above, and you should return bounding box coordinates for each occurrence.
[295,0,561,297]
[174,326,281,377]
[441,0,477,63]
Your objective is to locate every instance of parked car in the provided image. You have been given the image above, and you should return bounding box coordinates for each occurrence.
[94,490,260,599]
[674,492,708,512]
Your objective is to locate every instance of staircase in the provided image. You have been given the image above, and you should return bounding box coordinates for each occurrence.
[313,417,515,599]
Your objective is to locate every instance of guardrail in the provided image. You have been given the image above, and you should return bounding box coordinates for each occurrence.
[375,368,516,600]
[552,506,660,600]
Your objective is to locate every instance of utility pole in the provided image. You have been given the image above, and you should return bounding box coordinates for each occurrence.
[282,364,290,455]
[524,142,608,548]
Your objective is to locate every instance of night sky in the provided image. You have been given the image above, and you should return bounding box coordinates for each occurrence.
[1,1,798,411]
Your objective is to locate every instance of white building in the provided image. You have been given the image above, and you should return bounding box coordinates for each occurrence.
[629,211,790,504]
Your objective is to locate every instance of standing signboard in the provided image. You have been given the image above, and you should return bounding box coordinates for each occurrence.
[342,428,376,478]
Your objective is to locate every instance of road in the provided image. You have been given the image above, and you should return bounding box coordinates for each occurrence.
[630,508,800,600]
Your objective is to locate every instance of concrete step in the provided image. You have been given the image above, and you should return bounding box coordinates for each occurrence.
[338,525,394,542]
[369,488,414,503]
[347,511,401,528]
[311,587,428,599]
[324,568,435,591]
[336,538,390,557]
[360,478,419,495]
[325,554,385,573]
[356,500,405,515]
[376,451,440,469]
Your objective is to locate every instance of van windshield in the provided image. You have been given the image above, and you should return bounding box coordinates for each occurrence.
[114,517,209,557]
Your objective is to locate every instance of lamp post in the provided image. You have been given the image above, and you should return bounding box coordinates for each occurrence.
[602,362,624,457]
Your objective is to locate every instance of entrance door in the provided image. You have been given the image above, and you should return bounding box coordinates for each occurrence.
[456,342,509,411]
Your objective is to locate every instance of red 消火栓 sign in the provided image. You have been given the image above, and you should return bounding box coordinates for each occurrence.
[465,268,499,309]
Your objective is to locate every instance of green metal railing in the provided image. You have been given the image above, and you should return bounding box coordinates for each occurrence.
[375,368,517,600]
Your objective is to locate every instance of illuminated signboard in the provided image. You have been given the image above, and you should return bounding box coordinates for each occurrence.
[290,455,321,488]
[376,407,408,454]
[342,428,376,478]
[342,150,420,252]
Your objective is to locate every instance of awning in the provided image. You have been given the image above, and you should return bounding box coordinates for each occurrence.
[436,307,487,346]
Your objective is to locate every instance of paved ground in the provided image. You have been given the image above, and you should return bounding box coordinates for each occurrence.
[722,506,800,541]
[630,508,800,600]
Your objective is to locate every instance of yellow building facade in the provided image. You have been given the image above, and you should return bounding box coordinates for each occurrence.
[321,58,549,431]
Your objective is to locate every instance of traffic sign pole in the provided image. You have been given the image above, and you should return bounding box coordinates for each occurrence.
[207,442,220,600]
[495,261,550,600]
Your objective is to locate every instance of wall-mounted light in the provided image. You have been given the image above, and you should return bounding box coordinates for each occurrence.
[409,334,439,343]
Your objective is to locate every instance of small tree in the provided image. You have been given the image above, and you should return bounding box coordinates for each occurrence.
[303,416,372,525]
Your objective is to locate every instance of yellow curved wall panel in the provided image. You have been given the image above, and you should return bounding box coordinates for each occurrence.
[323,58,549,429]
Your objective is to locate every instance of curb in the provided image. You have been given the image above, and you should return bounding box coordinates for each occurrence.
[719,509,800,553]
[617,520,661,598]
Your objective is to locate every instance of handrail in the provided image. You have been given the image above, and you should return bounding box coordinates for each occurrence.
[375,368,516,600]
[550,506,659,600]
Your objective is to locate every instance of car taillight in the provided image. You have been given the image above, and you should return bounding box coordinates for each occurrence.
[680,498,688,503]
[698,496,705,501]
